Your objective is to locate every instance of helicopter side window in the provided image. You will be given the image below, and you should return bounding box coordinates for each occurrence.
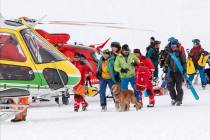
[20,29,66,64]
[0,64,34,81]
[0,33,26,62]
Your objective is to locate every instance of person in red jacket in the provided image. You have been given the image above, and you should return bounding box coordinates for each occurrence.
[72,53,93,112]
[134,49,155,107]
[188,39,207,88]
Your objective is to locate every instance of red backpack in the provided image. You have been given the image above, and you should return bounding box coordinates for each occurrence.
[135,66,152,91]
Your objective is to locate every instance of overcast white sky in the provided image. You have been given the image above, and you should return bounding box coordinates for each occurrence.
[1,0,210,52]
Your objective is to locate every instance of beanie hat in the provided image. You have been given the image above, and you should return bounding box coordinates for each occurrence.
[150,37,155,41]
[102,49,110,55]
[111,42,121,49]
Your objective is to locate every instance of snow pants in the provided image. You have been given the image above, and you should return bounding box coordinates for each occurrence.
[168,72,184,102]
[99,78,115,106]
[74,94,88,110]
[189,66,206,85]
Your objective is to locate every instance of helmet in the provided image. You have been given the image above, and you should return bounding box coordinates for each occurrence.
[168,37,176,42]
[192,39,200,44]
[86,86,98,97]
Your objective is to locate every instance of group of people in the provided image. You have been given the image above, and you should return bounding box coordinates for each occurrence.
[71,36,209,112]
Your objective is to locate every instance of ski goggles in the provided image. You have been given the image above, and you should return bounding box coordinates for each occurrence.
[171,44,177,49]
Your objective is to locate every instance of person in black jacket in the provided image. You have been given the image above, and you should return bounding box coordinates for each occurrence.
[165,41,186,106]
[146,37,156,56]
[146,40,161,82]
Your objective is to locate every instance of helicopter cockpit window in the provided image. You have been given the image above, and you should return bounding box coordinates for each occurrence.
[20,29,66,64]
[0,33,26,62]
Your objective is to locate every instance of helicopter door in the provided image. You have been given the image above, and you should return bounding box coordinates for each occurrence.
[0,32,40,90]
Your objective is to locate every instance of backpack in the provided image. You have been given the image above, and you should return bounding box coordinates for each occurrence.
[198,50,209,67]
[187,58,196,75]
[135,66,152,91]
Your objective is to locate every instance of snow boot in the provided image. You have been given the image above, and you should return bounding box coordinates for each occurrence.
[74,108,79,112]
[147,104,154,108]
[171,99,176,106]
[101,106,107,112]
[176,101,182,106]
[202,83,206,89]
[82,105,88,111]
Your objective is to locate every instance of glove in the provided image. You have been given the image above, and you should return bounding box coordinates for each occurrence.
[131,61,138,66]
[120,68,129,73]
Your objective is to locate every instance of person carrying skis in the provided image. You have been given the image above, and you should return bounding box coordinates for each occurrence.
[133,49,155,107]
[114,44,142,108]
[97,49,116,111]
[188,39,208,88]
[72,53,93,112]
[165,40,186,106]
[146,40,161,83]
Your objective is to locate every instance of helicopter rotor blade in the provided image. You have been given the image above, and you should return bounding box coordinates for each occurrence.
[40,21,88,26]
[39,21,155,32]
[40,20,121,25]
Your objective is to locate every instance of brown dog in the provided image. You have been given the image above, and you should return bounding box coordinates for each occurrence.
[111,84,142,112]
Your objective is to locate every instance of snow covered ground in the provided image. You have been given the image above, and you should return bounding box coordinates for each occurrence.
[1,85,210,140]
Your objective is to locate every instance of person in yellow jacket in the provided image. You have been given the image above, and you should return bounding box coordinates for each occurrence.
[97,49,116,111]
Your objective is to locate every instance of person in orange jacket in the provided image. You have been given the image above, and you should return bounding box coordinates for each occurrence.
[72,53,93,112]
[134,49,155,107]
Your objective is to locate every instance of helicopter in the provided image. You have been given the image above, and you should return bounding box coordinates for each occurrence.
[0,14,81,109]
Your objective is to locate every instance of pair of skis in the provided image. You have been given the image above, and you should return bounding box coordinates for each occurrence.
[169,53,199,100]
